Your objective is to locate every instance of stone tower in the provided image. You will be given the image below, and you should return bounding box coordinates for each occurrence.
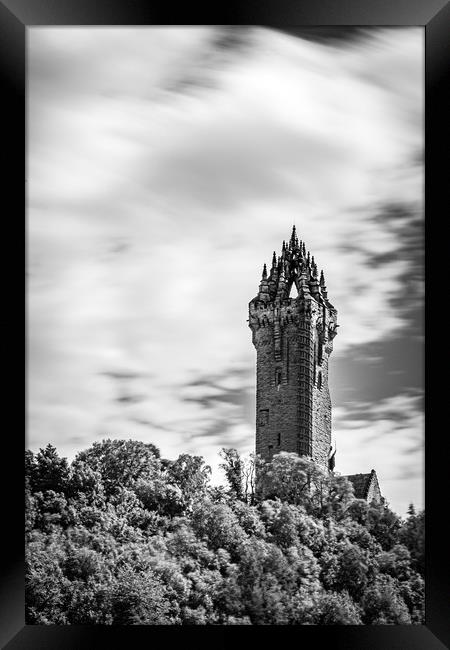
[249,226,338,470]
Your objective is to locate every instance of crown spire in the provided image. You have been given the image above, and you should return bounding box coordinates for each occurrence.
[252,229,333,308]
[290,224,297,250]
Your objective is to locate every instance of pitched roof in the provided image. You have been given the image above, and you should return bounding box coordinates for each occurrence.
[345,471,376,499]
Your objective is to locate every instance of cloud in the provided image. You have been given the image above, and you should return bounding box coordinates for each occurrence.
[115,395,147,405]
[101,370,148,381]
[333,392,424,515]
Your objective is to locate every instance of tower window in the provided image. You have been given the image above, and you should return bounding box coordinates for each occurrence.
[288,282,298,298]
[313,342,317,383]
[318,343,323,365]
[276,370,282,389]
[277,432,281,446]
[268,444,273,456]
[317,371,322,389]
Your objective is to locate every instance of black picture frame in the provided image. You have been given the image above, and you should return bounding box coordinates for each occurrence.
[1,1,448,648]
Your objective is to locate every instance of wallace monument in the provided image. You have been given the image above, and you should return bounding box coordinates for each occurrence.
[249,226,381,503]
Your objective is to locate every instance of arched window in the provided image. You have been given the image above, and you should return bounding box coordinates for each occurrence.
[288,282,298,298]
[276,370,282,390]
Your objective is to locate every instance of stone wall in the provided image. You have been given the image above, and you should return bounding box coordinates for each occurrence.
[252,295,334,469]
[366,471,382,504]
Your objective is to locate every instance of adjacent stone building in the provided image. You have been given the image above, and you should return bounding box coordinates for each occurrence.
[346,470,382,503]
[249,226,381,503]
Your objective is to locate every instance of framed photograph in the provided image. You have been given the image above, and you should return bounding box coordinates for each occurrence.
[1,1,448,648]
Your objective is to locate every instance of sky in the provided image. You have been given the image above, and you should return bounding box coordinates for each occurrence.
[27,26,424,516]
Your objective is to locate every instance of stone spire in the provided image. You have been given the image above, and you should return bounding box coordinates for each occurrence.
[320,270,328,299]
[258,263,270,301]
[289,225,297,250]
[250,227,334,306]
[271,251,277,269]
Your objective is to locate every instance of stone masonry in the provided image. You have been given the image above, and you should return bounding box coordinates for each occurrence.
[249,226,338,470]
[345,471,382,504]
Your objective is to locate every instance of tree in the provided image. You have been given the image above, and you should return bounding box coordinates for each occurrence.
[108,567,171,624]
[68,459,105,505]
[398,507,425,576]
[377,544,412,582]
[133,476,184,517]
[74,439,160,495]
[260,500,301,548]
[256,452,353,517]
[219,448,244,500]
[398,573,425,623]
[25,439,425,626]
[26,529,70,624]
[191,500,246,559]
[365,501,401,550]
[322,474,355,520]
[242,453,257,504]
[334,544,370,601]
[29,444,70,494]
[167,454,211,510]
[316,590,363,625]
[361,575,411,624]
[256,452,319,507]
[345,499,370,525]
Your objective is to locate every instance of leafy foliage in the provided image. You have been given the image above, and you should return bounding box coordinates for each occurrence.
[25,442,424,625]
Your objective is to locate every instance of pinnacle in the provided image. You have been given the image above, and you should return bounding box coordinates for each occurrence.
[290,224,296,241]
[253,229,332,305]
